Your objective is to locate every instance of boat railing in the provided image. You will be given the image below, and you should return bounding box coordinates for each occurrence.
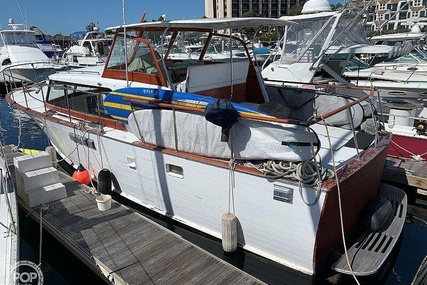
[9,59,63,67]
[1,66,31,91]
[1,61,60,88]
[57,68,103,76]
[124,92,374,127]
[124,90,380,160]
[308,94,371,124]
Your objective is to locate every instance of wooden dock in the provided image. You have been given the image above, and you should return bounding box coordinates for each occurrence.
[383,157,427,190]
[383,156,427,218]
[17,168,266,285]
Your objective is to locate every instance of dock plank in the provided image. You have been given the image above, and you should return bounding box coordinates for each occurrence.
[168,252,218,284]
[149,245,197,284]
[17,166,265,285]
[383,157,427,190]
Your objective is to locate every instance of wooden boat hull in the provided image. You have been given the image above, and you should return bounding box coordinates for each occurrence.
[7,87,393,276]
[315,133,391,272]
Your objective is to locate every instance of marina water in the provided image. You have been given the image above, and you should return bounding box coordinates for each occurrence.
[1,96,426,285]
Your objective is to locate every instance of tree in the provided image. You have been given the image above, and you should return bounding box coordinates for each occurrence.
[240,10,261,39]
[287,1,306,15]
[242,10,261,17]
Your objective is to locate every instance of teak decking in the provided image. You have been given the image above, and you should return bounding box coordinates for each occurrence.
[383,157,427,190]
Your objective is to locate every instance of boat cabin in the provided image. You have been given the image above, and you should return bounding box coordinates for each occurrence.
[43,18,298,130]
[101,18,291,104]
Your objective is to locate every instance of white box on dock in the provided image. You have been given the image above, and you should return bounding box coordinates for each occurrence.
[13,151,52,173]
[13,151,68,207]
[22,167,59,192]
[25,182,67,208]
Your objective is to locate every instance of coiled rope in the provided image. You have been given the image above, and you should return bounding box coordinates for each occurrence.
[253,159,334,187]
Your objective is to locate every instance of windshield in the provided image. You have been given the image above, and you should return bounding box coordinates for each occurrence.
[1,30,38,47]
[346,57,371,71]
[280,9,368,65]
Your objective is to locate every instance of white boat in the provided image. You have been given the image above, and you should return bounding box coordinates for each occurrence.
[369,25,427,48]
[29,26,64,59]
[7,16,406,278]
[62,28,112,67]
[343,56,427,101]
[0,19,66,85]
[0,145,19,285]
[261,0,427,161]
[373,47,427,73]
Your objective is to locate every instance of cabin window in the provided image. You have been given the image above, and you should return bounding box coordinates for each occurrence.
[273,184,293,203]
[47,81,112,118]
[106,36,131,70]
[165,164,184,178]
[3,31,38,47]
[127,44,159,74]
[106,36,158,75]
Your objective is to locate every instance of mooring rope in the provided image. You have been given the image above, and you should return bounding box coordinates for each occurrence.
[38,204,52,267]
[390,140,427,161]
[321,116,361,285]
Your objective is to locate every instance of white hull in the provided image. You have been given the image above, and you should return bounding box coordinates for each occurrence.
[35,116,324,274]
[0,64,61,84]
[349,78,427,100]
[0,44,65,84]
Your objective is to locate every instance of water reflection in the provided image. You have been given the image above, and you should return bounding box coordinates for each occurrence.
[0,97,49,150]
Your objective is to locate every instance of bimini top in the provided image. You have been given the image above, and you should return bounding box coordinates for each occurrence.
[106,17,297,31]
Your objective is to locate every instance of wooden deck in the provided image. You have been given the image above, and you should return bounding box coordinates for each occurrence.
[17,169,266,285]
[383,157,427,190]
[382,156,427,218]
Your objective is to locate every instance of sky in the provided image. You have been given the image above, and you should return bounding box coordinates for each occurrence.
[1,0,206,36]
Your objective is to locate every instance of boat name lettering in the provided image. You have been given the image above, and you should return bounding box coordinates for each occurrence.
[141,89,158,97]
